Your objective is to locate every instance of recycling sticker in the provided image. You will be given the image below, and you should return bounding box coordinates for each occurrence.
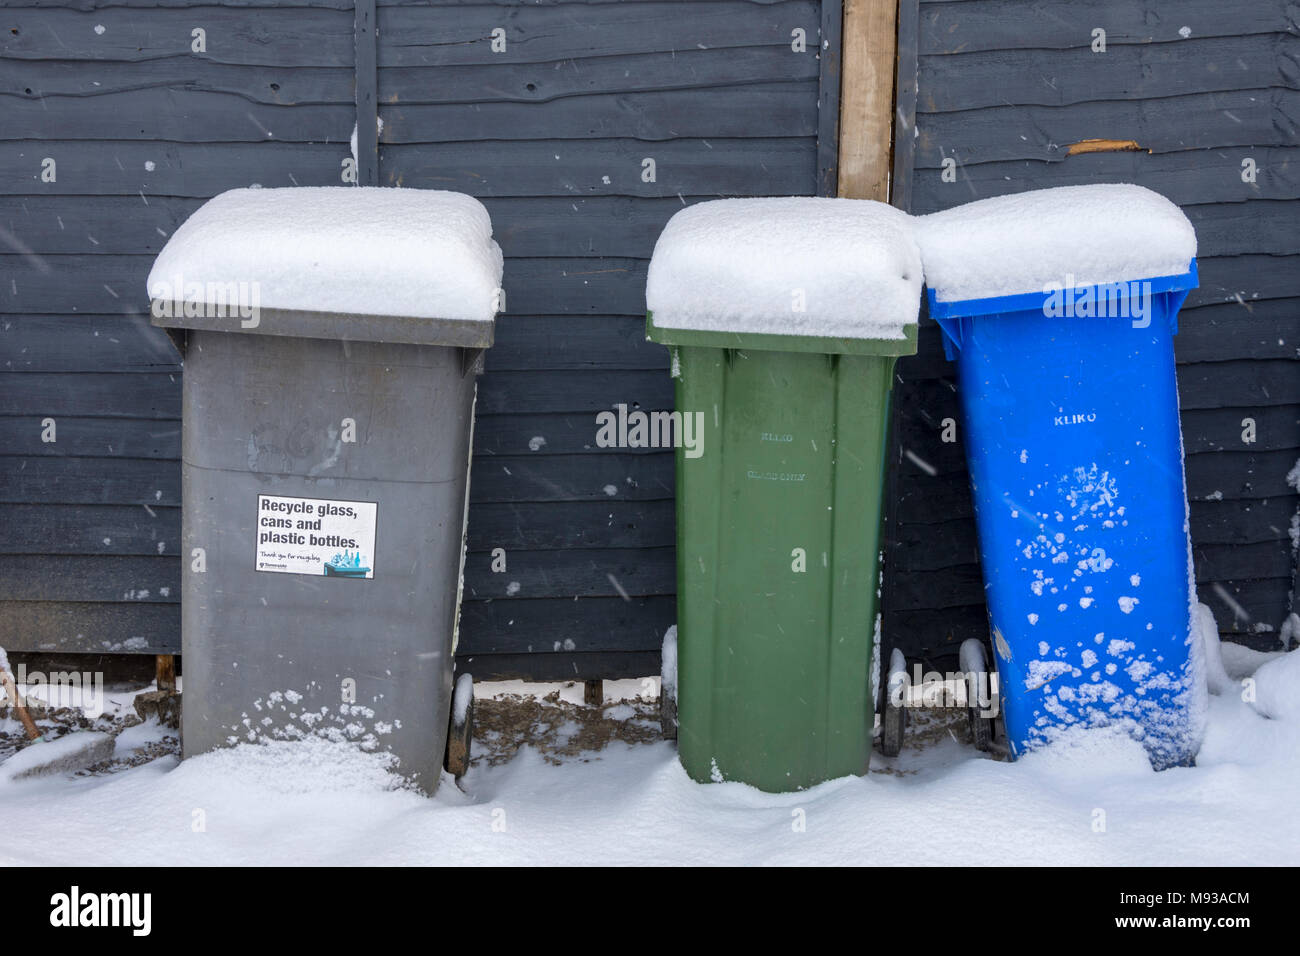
[254,493,378,579]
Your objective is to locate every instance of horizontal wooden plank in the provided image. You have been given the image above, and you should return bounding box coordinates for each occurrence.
[478,368,671,413]
[0,142,349,197]
[8,0,354,7]
[3,83,818,144]
[380,49,817,105]
[908,148,1300,210]
[0,600,179,654]
[488,315,668,370]
[918,0,1298,55]
[0,137,810,201]
[1187,255,1300,311]
[893,391,971,479]
[0,417,180,459]
[457,594,673,655]
[0,554,178,602]
[378,1,820,68]
[894,472,973,526]
[379,83,817,141]
[381,139,817,197]
[467,499,675,551]
[482,197,684,259]
[0,502,179,555]
[2,90,353,144]
[453,650,661,682]
[884,604,987,660]
[0,455,180,506]
[1176,357,1300,408]
[1,253,150,315]
[891,562,984,611]
[383,0,796,4]
[474,411,671,456]
[463,546,674,600]
[0,371,179,417]
[1182,404,1300,453]
[1175,298,1300,361]
[1199,576,1297,635]
[1188,496,1300,546]
[916,88,1300,167]
[4,0,781,7]
[503,258,654,315]
[1,58,354,104]
[470,451,674,503]
[1179,447,1299,500]
[891,518,980,572]
[919,34,1299,112]
[2,315,179,371]
[0,196,201,256]
[1183,202,1300,259]
[1,7,356,67]
[1192,540,1299,585]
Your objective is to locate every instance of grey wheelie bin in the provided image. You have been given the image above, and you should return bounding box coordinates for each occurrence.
[148,186,503,793]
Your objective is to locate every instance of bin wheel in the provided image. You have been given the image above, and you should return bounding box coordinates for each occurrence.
[444,673,474,778]
[881,694,906,758]
[661,626,678,740]
[958,638,995,753]
[968,706,994,753]
[660,690,678,741]
[879,649,908,758]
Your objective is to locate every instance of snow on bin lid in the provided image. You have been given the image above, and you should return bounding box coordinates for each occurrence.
[148,187,503,327]
[916,184,1197,304]
[646,198,922,342]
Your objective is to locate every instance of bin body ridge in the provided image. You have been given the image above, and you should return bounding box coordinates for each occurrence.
[180,331,477,791]
[673,346,895,791]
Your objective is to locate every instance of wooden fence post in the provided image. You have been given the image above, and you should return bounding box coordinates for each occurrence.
[156,654,177,693]
[837,0,899,203]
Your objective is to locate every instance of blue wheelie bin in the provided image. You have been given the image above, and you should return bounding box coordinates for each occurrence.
[917,184,1206,769]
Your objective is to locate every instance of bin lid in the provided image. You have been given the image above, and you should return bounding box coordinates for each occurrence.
[645,198,921,356]
[916,183,1198,315]
[148,187,502,347]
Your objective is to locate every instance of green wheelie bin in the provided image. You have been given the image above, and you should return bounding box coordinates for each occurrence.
[645,197,921,791]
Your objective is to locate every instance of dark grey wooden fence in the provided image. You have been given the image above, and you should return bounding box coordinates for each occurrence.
[1,0,842,678]
[885,0,1300,665]
[4,0,1293,678]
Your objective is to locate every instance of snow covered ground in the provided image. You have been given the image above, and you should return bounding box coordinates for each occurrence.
[0,646,1296,867]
